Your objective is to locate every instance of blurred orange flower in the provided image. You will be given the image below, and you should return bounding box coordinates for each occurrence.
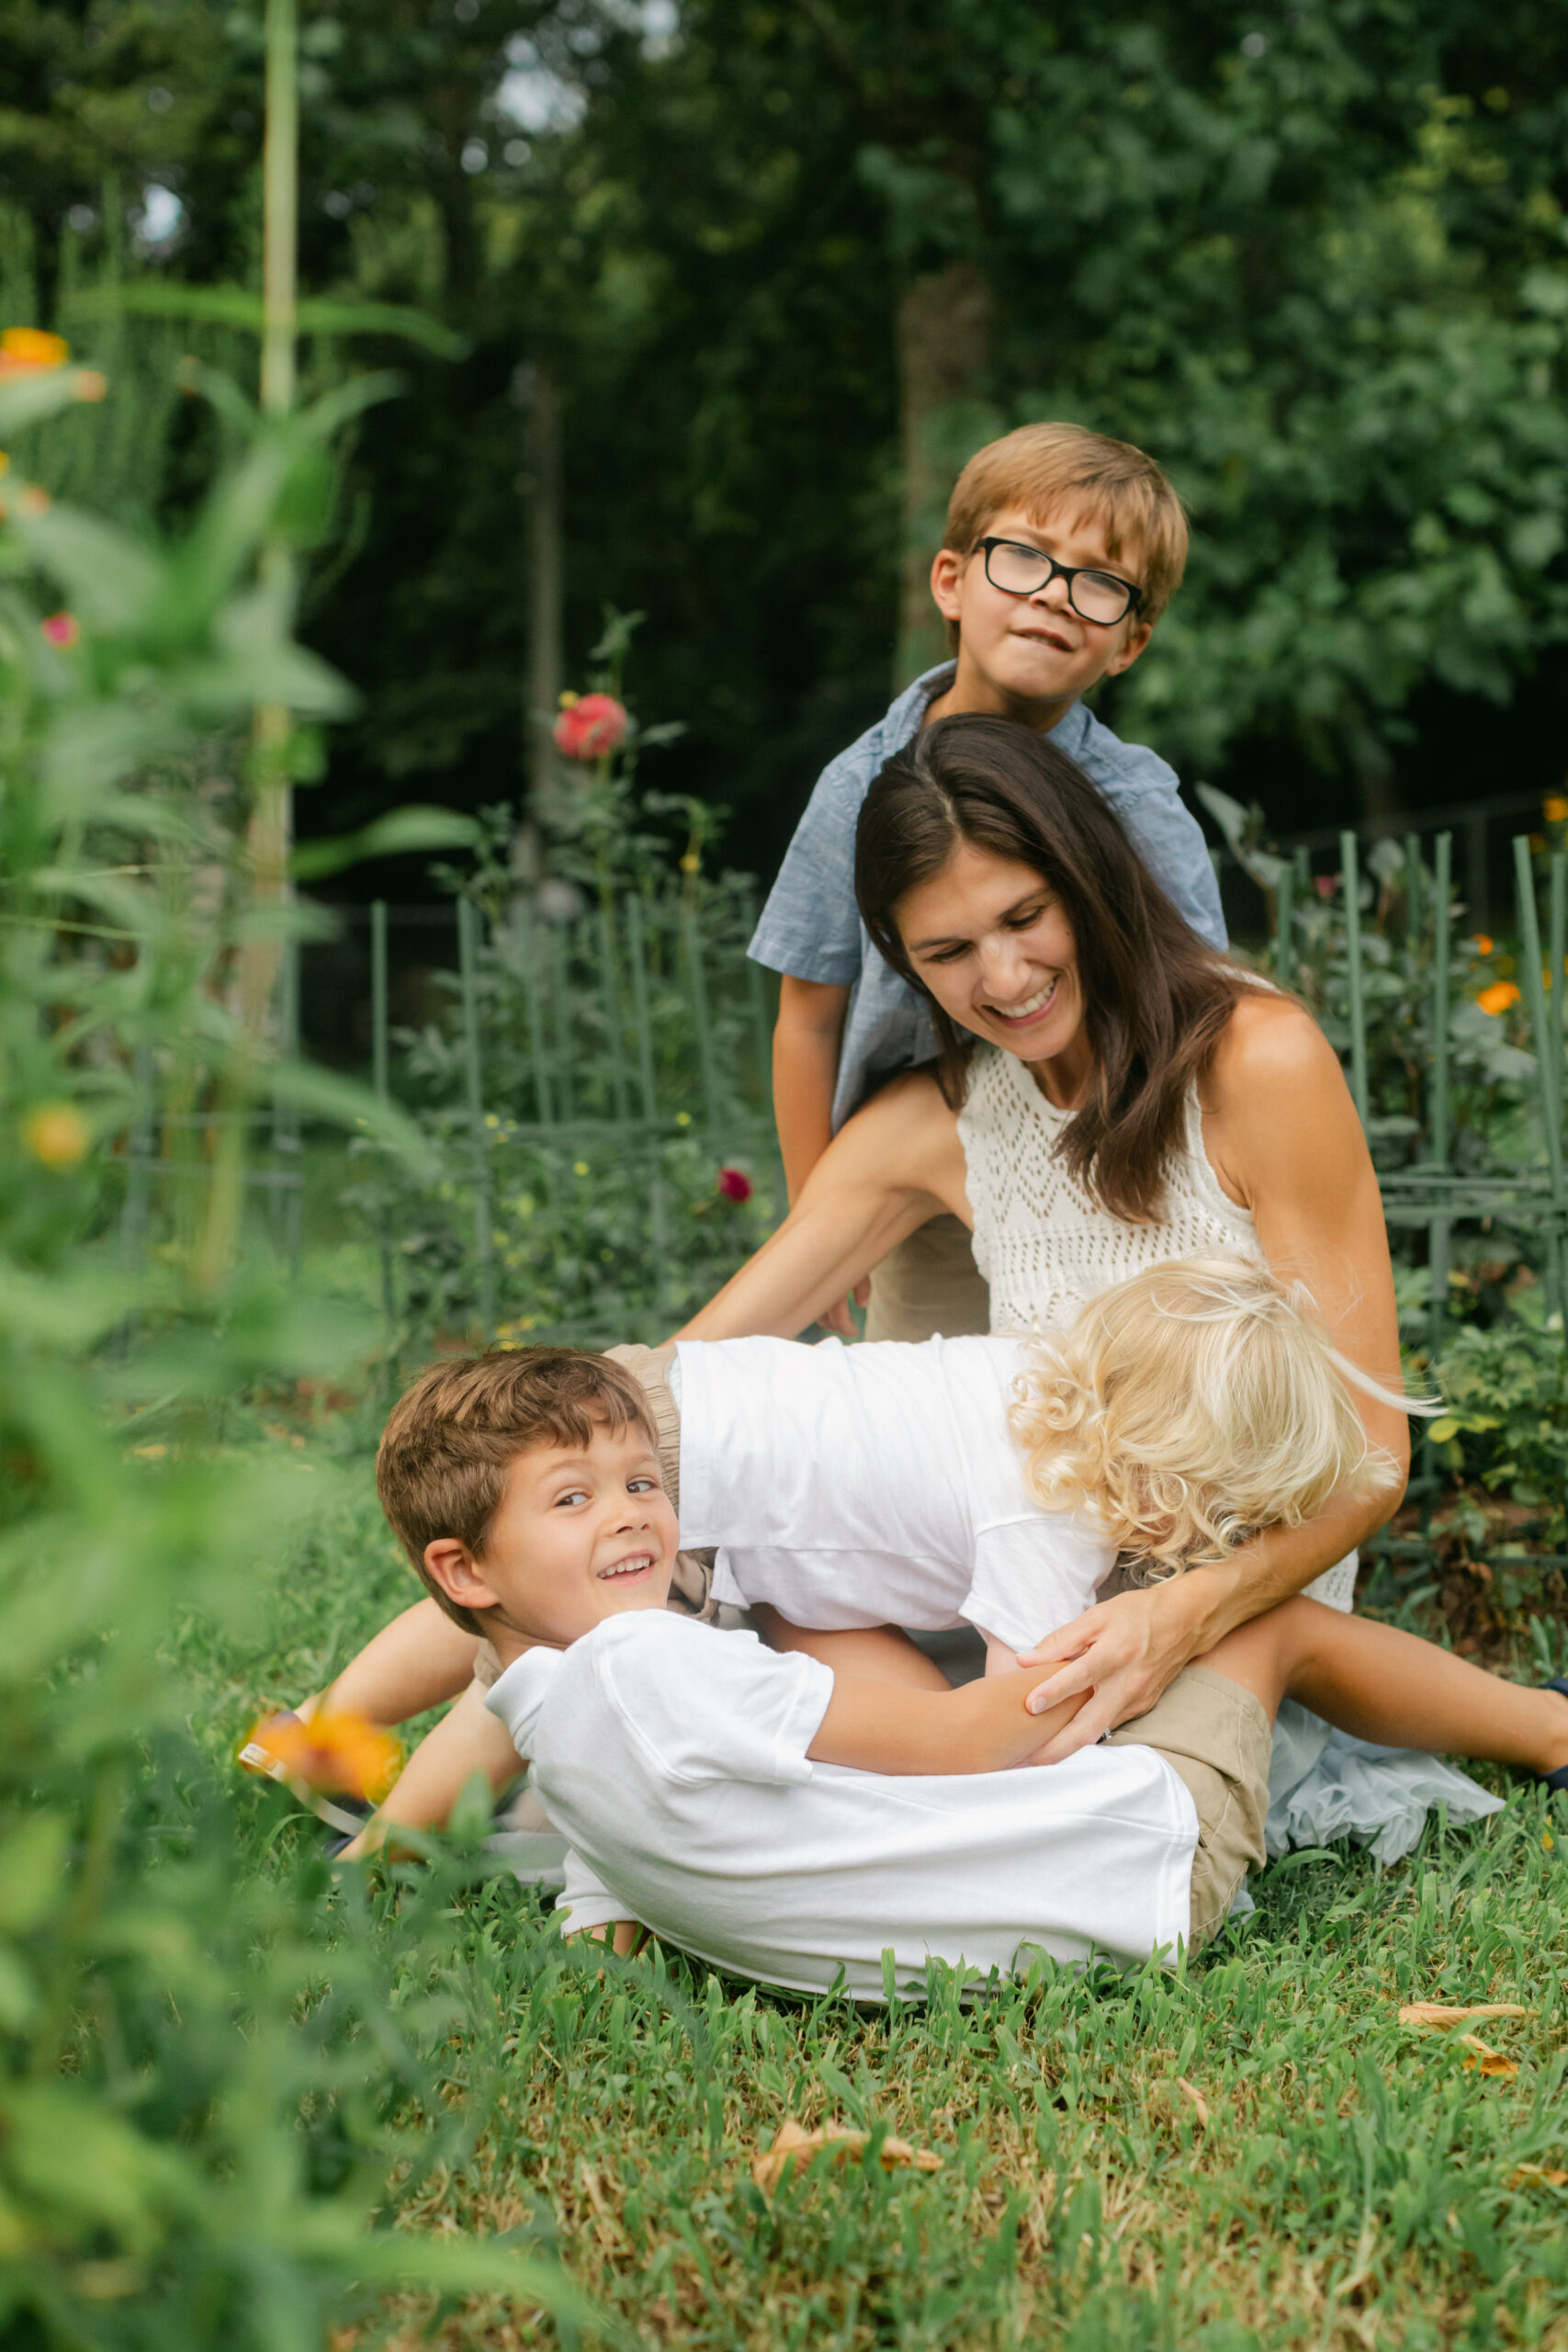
[1469,933,1494,956]
[1545,796,1568,825]
[22,1103,89,1167]
[243,1710,401,1802]
[1476,981,1520,1016]
[0,327,68,373]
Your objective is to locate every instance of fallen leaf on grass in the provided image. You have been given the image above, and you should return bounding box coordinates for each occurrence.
[1457,2034,1519,2079]
[1508,2164,1568,2188]
[1397,2003,1528,2030]
[1176,2078,1209,2130]
[750,2116,942,2192]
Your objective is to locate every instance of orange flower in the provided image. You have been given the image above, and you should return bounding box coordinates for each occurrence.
[22,1102,89,1167]
[242,1710,401,1802]
[73,368,107,402]
[1470,934,1494,956]
[0,327,69,373]
[1546,796,1568,826]
[1476,981,1520,1016]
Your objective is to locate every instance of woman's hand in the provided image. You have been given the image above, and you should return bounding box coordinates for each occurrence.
[1011,1577,1226,1758]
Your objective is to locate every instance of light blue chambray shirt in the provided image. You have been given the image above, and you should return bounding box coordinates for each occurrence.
[748,662,1226,1131]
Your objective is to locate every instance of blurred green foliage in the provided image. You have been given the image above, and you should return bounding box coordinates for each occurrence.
[0,362,590,2346]
[4,2,1567,881]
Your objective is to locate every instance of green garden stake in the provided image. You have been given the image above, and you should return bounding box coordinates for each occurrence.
[1550,846,1565,1084]
[1340,831,1370,1127]
[457,897,496,1337]
[626,894,670,1325]
[1512,834,1566,1331]
[276,934,302,1272]
[1430,832,1451,1170]
[1293,843,1310,897]
[371,899,389,1102]
[597,903,630,1123]
[371,899,395,1351]
[1404,831,1421,941]
[681,899,720,1132]
[1273,859,1295,989]
[1425,834,1454,1394]
[549,919,573,1123]
[520,906,554,1126]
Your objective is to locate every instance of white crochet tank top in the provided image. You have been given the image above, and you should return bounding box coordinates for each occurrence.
[954,1040,1358,1613]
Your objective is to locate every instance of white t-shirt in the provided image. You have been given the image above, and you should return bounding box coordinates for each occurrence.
[486,1613,1199,1996]
[673,1334,1111,1653]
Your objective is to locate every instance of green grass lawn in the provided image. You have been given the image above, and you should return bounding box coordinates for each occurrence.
[199,1442,1568,2351]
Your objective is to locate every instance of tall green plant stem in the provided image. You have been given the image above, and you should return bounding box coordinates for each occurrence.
[198,0,299,1292]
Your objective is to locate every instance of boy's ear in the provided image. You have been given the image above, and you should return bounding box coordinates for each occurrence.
[1101,615,1153,679]
[929,545,968,625]
[423,1537,501,1618]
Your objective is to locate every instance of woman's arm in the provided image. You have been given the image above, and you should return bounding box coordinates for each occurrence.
[809,1658,1088,1775]
[674,1069,968,1341]
[1020,995,1410,1757]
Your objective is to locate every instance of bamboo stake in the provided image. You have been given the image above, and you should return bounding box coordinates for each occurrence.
[1340,831,1369,1126]
[195,0,298,1291]
[371,899,395,1350]
[458,898,496,1337]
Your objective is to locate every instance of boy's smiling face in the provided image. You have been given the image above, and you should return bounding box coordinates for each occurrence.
[423,1417,677,1658]
[929,503,1153,725]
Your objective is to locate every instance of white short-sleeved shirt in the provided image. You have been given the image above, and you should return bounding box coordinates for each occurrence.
[487,1614,1199,1996]
[673,1333,1111,1654]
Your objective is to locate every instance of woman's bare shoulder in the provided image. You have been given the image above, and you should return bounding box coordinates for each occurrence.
[1209,985,1343,1106]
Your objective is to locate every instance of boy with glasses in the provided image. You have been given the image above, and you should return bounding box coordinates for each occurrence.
[751,421,1224,1341]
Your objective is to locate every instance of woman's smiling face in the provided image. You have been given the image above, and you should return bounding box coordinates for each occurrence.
[896,839,1086,1074]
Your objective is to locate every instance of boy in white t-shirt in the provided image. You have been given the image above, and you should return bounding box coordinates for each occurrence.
[367,1324,1566,1988]
[260,1261,1568,1984]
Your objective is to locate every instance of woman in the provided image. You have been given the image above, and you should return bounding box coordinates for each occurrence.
[679,715,1411,1791]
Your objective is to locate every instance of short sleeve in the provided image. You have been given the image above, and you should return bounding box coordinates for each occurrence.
[483,1645,563,1760]
[554,1847,630,1940]
[964,1517,1113,1655]
[592,1615,833,1788]
[748,758,865,985]
[1115,786,1227,952]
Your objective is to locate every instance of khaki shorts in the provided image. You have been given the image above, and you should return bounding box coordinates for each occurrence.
[1104,1666,1272,1949]
[471,1340,715,1694]
[864,1214,990,1343]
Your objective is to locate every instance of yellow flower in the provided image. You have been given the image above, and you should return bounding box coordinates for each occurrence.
[242,1710,401,1802]
[675,1110,692,1127]
[573,1159,589,1175]
[0,327,68,372]
[680,852,701,875]
[1476,981,1520,1016]
[22,1102,89,1167]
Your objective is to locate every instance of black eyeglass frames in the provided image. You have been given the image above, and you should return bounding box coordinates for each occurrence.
[976,537,1145,627]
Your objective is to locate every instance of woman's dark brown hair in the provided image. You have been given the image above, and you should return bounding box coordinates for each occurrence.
[854,714,1245,1224]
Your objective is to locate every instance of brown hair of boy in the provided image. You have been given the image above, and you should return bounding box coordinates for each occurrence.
[942,422,1189,635]
[377,1348,660,1633]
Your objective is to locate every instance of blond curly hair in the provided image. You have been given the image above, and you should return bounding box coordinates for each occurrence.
[1008,1256,1416,1576]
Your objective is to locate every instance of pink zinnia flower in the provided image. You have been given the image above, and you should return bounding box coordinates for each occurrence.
[40,611,78,648]
[716,1165,753,1204]
[553,692,628,762]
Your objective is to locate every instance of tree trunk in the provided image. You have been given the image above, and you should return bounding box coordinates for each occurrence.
[895,259,993,687]
[513,358,563,874]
